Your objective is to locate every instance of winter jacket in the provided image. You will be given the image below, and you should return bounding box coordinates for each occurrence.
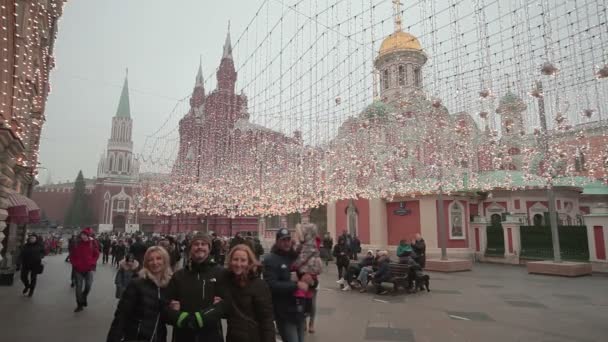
[71,239,100,273]
[166,259,229,342]
[373,259,392,282]
[101,239,112,253]
[352,238,362,253]
[322,237,333,250]
[115,259,140,299]
[18,241,44,270]
[262,246,302,322]
[332,243,350,267]
[396,243,413,257]
[106,277,168,342]
[225,275,275,342]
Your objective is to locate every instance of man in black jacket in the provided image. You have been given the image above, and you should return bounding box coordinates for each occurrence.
[17,234,44,297]
[263,228,308,342]
[166,233,228,342]
[412,233,426,269]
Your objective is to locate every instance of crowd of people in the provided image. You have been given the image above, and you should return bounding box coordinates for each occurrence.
[16,224,426,342]
[333,232,427,295]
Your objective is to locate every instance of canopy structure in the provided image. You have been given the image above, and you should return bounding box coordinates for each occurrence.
[7,191,40,224]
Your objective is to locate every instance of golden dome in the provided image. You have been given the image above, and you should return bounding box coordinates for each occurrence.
[378,31,422,57]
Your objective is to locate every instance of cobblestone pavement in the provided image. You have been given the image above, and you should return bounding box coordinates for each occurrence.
[1,254,607,342]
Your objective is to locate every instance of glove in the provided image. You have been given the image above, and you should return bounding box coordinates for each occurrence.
[177,312,204,330]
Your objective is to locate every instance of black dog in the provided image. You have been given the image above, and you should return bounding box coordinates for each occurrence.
[414,271,430,292]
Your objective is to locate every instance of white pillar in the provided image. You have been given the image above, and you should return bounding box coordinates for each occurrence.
[369,198,388,247]
[327,201,337,240]
[419,198,438,249]
[470,217,488,257]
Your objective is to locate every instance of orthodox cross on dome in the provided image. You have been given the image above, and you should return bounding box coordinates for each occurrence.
[223,21,233,60]
[392,0,403,32]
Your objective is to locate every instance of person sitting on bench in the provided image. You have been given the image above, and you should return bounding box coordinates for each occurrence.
[342,250,376,291]
[396,240,417,264]
[371,251,391,295]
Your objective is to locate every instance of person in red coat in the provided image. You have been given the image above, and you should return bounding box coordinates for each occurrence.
[71,228,100,312]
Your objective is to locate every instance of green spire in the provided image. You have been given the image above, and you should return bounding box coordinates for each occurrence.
[115,70,131,118]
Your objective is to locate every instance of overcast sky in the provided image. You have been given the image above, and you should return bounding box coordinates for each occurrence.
[39,0,261,183]
[39,0,607,184]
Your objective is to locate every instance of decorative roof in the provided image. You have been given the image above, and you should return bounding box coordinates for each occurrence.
[360,100,396,119]
[195,58,204,86]
[222,23,233,60]
[378,31,422,57]
[115,73,131,118]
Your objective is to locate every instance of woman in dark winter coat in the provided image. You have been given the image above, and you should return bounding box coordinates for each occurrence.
[17,234,45,297]
[225,244,275,342]
[114,253,139,299]
[333,237,351,284]
[107,246,173,342]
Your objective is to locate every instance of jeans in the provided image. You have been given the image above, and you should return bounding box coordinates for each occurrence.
[337,264,347,279]
[74,271,94,305]
[276,317,305,342]
[358,266,373,288]
[20,267,37,291]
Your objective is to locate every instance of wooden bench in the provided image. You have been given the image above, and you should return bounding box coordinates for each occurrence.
[369,263,411,292]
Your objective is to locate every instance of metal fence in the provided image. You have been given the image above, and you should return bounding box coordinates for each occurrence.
[485,225,505,257]
[520,225,589,261]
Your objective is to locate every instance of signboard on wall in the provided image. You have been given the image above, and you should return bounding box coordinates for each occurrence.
[393,202,411,216]
[125,224,140,233]
[98,224,113,233]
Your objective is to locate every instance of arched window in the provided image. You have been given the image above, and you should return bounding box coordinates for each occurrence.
[449,201,465,239]
[533,213,543,226]
[126,156,130,173]
[383,69,389,89]
[490,213,502,227]
[108,154,114,171]
[118,155,123,172]
[414,68,421,87]
[398,65,405,86]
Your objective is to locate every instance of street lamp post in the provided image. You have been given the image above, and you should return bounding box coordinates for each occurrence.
[536,80,562,263]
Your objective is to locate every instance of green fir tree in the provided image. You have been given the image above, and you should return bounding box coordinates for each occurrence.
[64,170,92,227]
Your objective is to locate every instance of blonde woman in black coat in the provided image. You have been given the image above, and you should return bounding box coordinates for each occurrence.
[225,244,275,342]
[107,246,173,342]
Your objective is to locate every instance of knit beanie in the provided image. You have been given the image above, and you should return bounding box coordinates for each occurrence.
[188,233,212,250]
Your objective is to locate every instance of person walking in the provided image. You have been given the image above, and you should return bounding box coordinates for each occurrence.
[70,228,100,312]
[224,244,275,342]
[114,253,139,299]
[17,234,45,297]
[107,246,172,342]
[321,232,333,266]
[166,233,228,342]
[263,228,307,342]
[101,235,111,264]
[113,240,127,268]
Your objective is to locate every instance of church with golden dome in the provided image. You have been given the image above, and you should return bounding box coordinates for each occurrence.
[326,1,608,271]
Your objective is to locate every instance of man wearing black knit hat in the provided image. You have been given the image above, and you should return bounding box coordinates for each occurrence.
[166,233,228,342]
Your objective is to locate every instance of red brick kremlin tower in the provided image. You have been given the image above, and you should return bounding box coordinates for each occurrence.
[172,27,257,236]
